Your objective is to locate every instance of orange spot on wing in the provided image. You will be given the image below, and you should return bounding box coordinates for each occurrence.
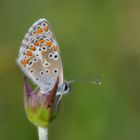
[40,39,45,43]
[35,28,43,34]
[29,46,36,51]
[34,41,39,46]
[46,41,52,47]
[21,59,29,67]
[44,26,49,32]
[52,45,57,51]
[26,51,32,56]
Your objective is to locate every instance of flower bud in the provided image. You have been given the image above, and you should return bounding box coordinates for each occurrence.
[23,76,61,128]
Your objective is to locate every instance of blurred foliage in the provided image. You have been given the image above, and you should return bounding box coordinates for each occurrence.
[0,0,140,140]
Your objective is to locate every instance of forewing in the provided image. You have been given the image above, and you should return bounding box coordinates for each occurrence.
[17,18,63,92]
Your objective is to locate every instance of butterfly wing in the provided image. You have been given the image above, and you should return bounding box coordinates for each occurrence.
[17,18,63,92]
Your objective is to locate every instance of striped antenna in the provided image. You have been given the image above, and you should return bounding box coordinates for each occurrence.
[68,75,102,85]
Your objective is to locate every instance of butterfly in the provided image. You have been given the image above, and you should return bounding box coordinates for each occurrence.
[17,18,71,95]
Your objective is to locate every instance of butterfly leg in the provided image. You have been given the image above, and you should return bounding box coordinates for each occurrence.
[23,75,34,96]
[56,93,63,106]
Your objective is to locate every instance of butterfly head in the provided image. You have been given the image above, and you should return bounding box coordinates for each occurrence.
[60,81,72,94]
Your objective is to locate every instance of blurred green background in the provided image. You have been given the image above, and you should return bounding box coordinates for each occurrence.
[0,0,140,140]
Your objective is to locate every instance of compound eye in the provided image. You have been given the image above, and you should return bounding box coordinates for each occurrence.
[64,83,68,91]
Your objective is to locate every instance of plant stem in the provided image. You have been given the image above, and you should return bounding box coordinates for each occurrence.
[38,127,48,140]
